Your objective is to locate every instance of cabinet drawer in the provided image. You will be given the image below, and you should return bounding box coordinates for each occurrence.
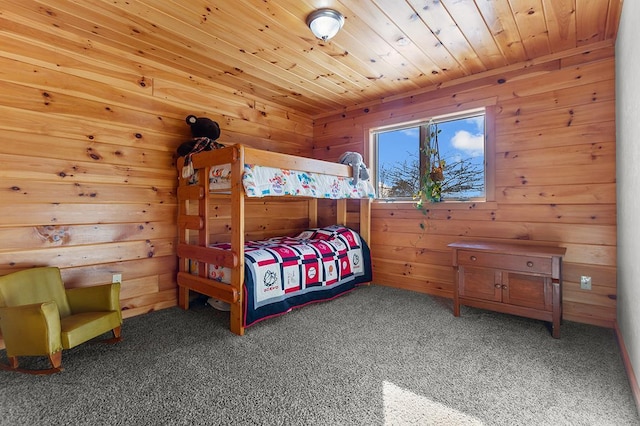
[457,250,552,275]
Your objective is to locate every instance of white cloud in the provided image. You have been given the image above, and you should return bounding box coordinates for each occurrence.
[401,128,419,137]
[467,115,484,132]
[451,130,484,157]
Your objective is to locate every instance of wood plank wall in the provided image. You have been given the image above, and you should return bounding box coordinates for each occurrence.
[203,197,315,244]
[313,43,617,328]
[0,2,313,348]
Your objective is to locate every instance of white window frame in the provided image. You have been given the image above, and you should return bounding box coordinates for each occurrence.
[370,106,495,203]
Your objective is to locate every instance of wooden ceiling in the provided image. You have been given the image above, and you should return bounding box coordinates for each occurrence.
[13,0,624,118]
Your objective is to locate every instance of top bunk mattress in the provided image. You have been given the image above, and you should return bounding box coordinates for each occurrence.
[199,163,376,199]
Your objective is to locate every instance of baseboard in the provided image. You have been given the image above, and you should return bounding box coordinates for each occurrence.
[614,322,640,414]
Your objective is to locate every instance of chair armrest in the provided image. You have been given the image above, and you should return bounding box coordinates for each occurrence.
[0,302,62,356]
[66,282,121,318]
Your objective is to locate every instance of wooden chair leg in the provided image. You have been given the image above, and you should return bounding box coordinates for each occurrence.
[0,353,62,375]
[102,326,122,344]
[48,351,62,369]
[8,356,19,369]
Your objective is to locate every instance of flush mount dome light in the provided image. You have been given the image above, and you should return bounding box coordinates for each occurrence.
[306,8,344,41]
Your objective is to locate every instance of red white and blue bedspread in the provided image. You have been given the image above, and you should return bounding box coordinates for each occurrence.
[207,226,372,327]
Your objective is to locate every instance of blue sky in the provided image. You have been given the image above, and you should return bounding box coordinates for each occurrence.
[377,115,484,178]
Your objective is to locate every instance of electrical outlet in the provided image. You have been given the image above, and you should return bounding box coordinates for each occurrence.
[112,274,122,284]
[580,275,592,290]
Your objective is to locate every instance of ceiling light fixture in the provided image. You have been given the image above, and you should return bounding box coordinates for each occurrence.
[306,8,344,41]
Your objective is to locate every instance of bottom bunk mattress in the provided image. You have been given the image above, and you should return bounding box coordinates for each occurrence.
[206,225,372,327]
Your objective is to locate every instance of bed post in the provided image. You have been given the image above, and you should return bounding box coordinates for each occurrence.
[337,199,347,226]
[308,198,318,228]
[359,198,371,244]
[230,145,245,336]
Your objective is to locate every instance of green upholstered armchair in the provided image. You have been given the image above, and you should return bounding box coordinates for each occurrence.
[0,267,122,374]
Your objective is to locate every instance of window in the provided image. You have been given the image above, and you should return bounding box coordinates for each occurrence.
[374,109,487,201]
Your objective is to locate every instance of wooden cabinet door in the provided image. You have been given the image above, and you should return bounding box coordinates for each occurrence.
[459,266,502,302]
[501,272,552,311]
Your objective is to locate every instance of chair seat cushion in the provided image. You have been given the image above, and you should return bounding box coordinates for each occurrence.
[60,311,121,349]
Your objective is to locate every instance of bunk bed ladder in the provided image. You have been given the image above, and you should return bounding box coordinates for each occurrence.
[176,171,203,310]
[176,155,240,316]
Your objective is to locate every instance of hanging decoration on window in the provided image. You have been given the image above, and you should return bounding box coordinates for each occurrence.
[416,120,445,208]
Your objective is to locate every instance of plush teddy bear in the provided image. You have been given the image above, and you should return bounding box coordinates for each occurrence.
[178,115,224,178]
[338,151,370,184]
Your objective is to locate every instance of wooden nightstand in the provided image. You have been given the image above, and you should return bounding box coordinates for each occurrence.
[448,241,566,338]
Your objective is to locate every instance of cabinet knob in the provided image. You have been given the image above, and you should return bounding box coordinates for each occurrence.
[527,261,534,267]
[494,283,501,289]
[502,285,507,290]
[470,255,477,261]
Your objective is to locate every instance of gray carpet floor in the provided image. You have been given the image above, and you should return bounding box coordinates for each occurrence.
[0,284,638,425]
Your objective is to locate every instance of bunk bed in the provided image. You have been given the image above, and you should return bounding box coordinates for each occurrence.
[176,144,374,335]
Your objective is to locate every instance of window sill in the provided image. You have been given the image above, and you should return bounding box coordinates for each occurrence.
[372,199,498,210]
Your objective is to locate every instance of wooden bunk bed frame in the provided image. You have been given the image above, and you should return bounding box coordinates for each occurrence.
[176,144,372,335]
